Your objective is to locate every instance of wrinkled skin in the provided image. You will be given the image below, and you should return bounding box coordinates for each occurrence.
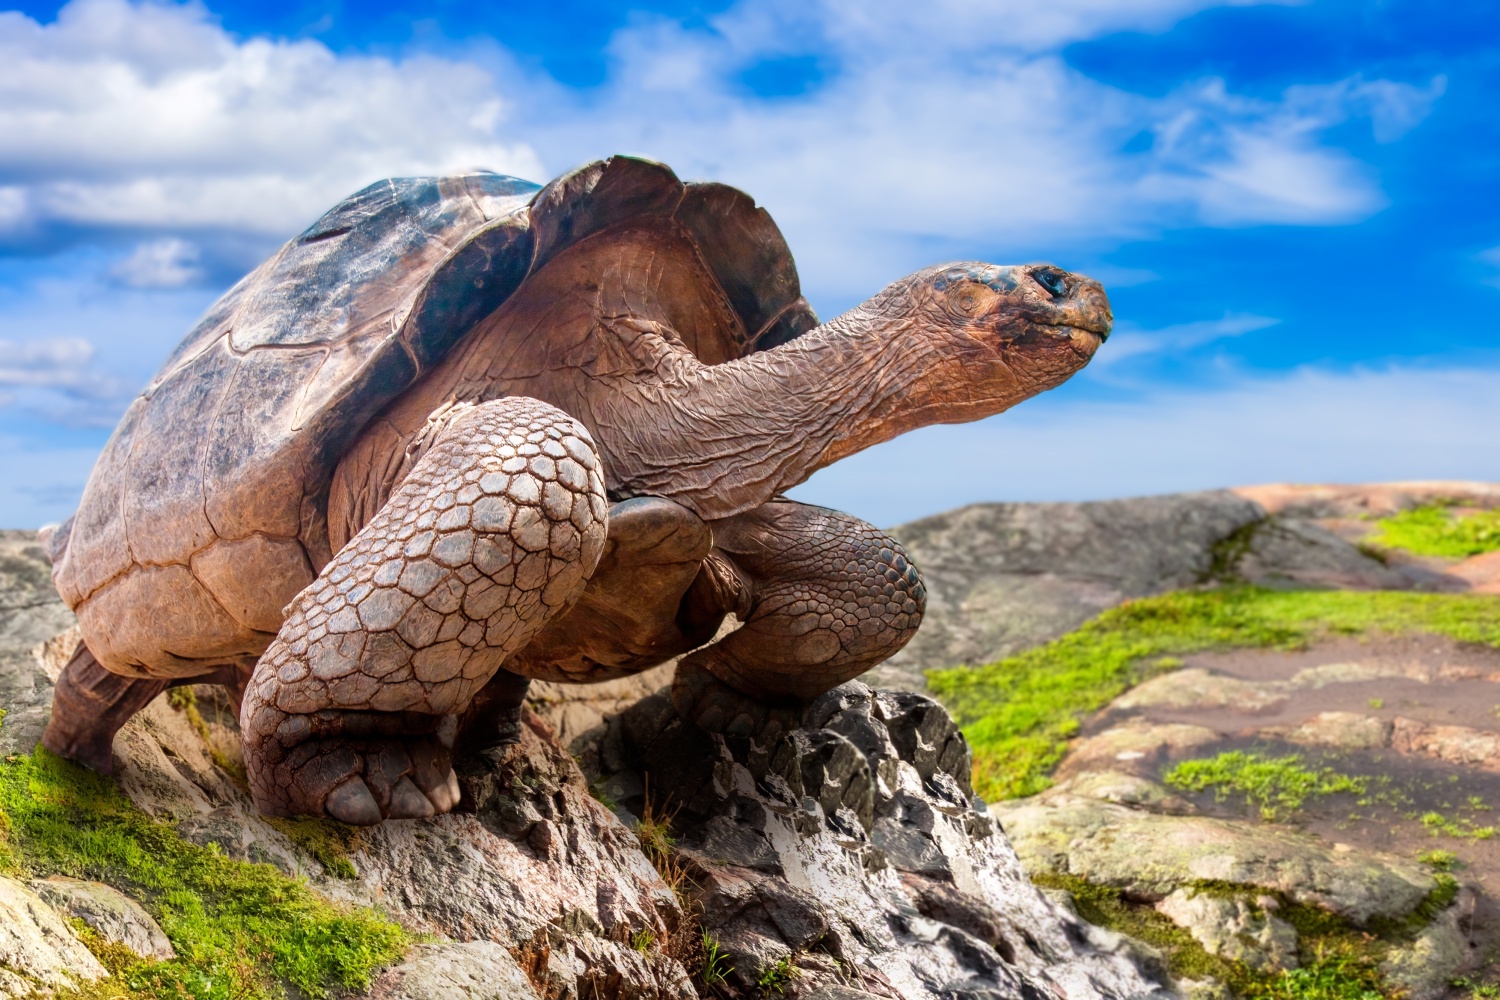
[45,234,1109,823]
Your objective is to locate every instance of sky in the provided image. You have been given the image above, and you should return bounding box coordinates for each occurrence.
[0,0,1496,530]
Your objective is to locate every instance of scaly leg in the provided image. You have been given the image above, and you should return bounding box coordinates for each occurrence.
[672,499,926,736]
[241,398,607,823]
[459,496,713,753]
[42,641,247,773]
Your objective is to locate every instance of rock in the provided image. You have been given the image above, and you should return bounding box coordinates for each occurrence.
[0,532,77,759]
[1264,712,1392,750]
[1108,661,1424,716]
[1057,720,1221,779]
[1154,888,1298,972]
[1450,549,1500,594]
[0,874,107,995]
[1379,890,1480,1000]
[620,682,1166,1000]
[1231,482,1500,519]
[1391,717,1500,770]
[358,941,540,999]
[878,492,1265,688]
[1231,517,1407,590]
[1110,668,1286,714]
[1287,661,1409,687]
[1058,772,1194,813]
[877,488,1439,690]
[995,792,1435,925]
[31,875,175,961]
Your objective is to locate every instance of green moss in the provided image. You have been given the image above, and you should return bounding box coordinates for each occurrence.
[1370,504,1500,558]
[928,586,1500,800]
[0,748,408,999]
[1165,752,1367,821]
[1416,849,1460,872]
[1419,811,1497,841]
[262,817,362,880]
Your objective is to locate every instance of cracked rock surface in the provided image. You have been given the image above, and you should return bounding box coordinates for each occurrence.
[609,682,1167,1000]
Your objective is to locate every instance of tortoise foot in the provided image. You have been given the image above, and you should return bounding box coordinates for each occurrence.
[671,659,802,739]
[252,721,462,824]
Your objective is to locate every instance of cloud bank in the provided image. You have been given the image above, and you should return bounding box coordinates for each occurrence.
[0,0,1477,527]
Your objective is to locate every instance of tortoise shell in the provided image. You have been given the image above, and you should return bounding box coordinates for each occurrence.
[53,156,818,676]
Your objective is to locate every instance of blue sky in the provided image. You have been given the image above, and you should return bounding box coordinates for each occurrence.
[0,0,1495,529]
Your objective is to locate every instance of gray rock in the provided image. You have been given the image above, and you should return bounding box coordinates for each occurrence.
[1233,517,1407,591]
[31,875,176,961]
[0,874,107,996]
[0,532,76,759]
[1154,888,1298,972]
[621,682,1165,999]
[358,941,540,1000]
[876,490,1426,691]
[996,793,1435,925]
[1380,890,1480,1000]
[878,492,1264,688]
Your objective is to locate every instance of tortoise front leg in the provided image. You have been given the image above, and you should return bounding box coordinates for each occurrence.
[672,499,926,736]
[241,398,607,824]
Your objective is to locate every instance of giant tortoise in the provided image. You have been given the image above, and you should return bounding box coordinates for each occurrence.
[43,156,1111,824]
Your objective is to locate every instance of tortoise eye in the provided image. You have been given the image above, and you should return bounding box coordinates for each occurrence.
[1032,267,1068,297]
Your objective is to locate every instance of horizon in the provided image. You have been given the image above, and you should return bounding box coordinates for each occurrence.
[1,0,1496,530]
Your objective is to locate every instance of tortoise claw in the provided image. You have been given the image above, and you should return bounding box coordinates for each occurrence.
[326,778,382,826]
[388,776,437,819]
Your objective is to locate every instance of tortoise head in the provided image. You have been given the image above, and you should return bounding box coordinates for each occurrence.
[893,261,1111,406]
[776,260,1111,474]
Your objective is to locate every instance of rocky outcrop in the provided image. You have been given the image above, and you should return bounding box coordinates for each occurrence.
[876,489,1432,692]
[615,682,1165,1000]
[997,791,1435,925]
[0,530,1163,999]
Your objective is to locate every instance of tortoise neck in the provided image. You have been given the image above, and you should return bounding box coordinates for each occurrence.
[596,300,985,521]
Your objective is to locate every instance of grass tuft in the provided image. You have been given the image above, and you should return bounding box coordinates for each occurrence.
[1164,751,1366,821]
[928,586,1500,800]
[755,954,801,994]
[700,928,733,988]
[0,747,408,999]
[1371,504,1500,559]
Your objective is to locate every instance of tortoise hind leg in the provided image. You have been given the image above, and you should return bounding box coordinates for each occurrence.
[672,499,926,736]
[42,643,251,773]
[240,397,607,824]
[42,643,168,773]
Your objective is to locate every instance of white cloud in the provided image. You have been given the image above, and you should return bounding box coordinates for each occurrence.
[0,335,125,405]
[522,2,1434,301]
[109,237,203,287]
[1093,312,1279,368]
[0,0,542,239]
[711,0,1281,58]
[790,363,1500,528]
